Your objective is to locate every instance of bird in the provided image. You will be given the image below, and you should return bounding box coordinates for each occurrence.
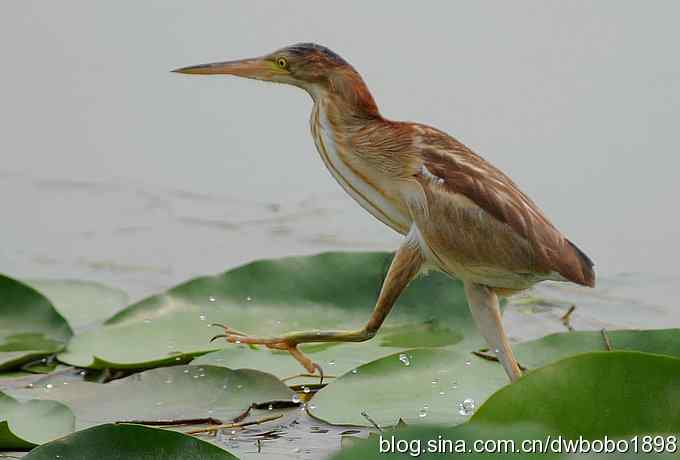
[173,43,595,382]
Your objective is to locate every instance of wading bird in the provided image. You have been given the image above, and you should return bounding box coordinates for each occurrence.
[174,43,594,381]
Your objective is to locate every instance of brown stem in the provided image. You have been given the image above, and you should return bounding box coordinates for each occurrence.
[116,417,223,426]
[560,305,576,331]
[472,350,528,371]
[601,329,613,351]
[186,414,283,435]
[360,411,383,433]
[281,373,335,383]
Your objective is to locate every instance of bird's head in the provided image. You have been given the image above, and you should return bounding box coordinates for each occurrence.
[174,43,379,116]
[174,43,348,91]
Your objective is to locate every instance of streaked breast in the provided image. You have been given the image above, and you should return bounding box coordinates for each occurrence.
[310,103,411,235]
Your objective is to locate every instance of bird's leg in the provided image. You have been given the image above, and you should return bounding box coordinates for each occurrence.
[464,281,522,382]
[211,239,424,374]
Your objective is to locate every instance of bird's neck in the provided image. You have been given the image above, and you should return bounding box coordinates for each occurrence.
[307,67,381,125]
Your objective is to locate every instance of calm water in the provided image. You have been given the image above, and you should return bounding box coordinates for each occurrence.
[1,3,679,320]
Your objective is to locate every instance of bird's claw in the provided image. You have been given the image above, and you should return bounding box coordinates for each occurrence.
[209,323,247,342]
[209,323,324,384]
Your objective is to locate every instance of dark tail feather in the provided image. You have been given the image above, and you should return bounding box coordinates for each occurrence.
[567,239,595,287]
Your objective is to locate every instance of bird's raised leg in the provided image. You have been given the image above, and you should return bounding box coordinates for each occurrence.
[464,281,522,381]
[211,238,425,375]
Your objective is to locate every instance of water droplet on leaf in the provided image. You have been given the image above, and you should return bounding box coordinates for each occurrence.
[458,398,476,416]
[398,353,411,366]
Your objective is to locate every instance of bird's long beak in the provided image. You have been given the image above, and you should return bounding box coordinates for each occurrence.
[172,57,277,80]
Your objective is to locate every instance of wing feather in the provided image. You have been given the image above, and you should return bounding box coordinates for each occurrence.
[348,120,595,287]
[414,127,595,287]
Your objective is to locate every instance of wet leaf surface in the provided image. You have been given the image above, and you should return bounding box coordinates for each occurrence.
[0,275,72,371]
[514,328,680,369]
[0,391,75,449]
[330,352,680,458]
[23,279,129,332]
[310,327,680,428]
[8,365,293,430]
[309,348,507,427]
[23,423,238,459]
[2,254,680,459]
[472,351,680,439]
[58,252,478,376]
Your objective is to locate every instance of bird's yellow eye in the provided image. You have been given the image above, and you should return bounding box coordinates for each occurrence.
[276,57,288,69]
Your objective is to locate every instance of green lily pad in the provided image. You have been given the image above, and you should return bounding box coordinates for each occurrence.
[471,351,680,439]
[332,423,556,459]
[312,327,680,428]
[9,365,293,429]
[59,252,478,373]
[331,422,680,459]
[23,279,129,332]
[514,328,680,370]
[309,348,507,427]
[23,423,238,459]
[0,391,75,449]
[194,318,466,384]
[330,352,680,459]
[0,274,72,371]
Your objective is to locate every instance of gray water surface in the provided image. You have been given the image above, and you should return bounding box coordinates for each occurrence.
[2,1,679,299]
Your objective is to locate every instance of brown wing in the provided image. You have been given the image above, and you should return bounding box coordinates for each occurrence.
[414,126,594,287]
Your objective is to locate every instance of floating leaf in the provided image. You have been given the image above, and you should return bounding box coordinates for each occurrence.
[309,348,507,427]
[312,329,680,428]
[194,318,467,385]
[59,252,478,374]
[472,351,680,439]
[23,423,238,459]
[23,279,129,332]
[331,423,551,459]
[0,274,72,371]
[330,422,679,459]
[330,352,680,458]
[514,328,680,369]
[0,391,75,449]
[9,365,293,430]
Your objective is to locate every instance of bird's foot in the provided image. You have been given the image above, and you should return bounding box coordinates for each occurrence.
[210,323,324,382]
